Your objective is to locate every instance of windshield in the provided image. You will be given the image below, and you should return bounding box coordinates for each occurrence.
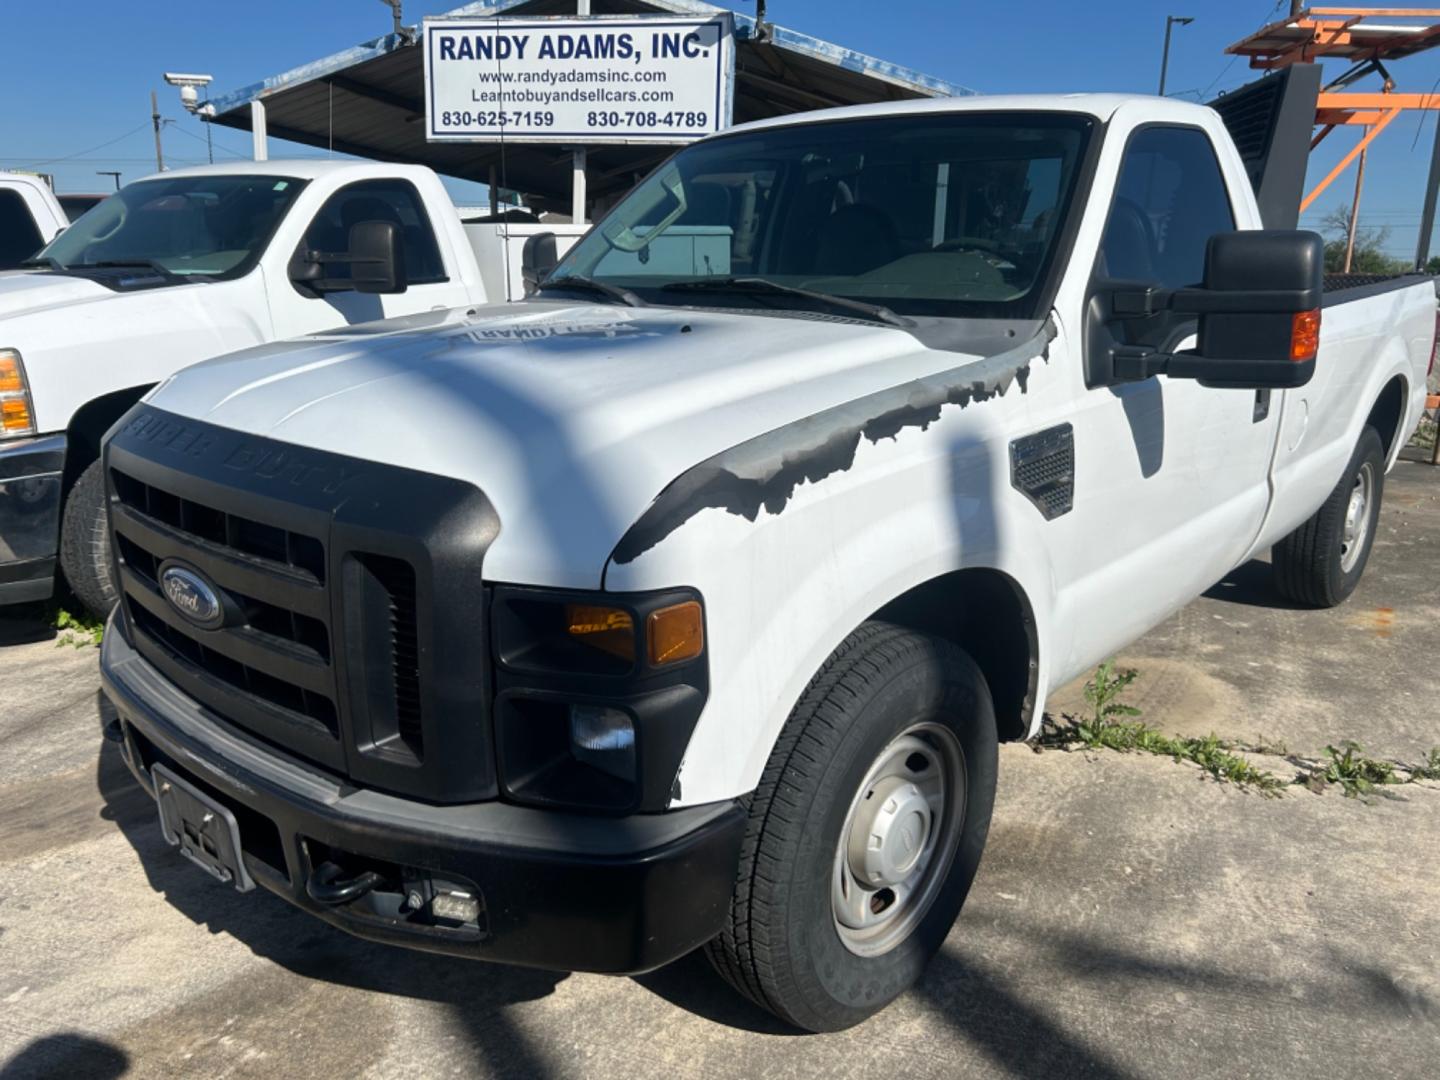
[553,112,1094,320]
[37,174,308,279]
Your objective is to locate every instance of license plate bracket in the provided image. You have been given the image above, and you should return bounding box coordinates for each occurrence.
[152,763,254,892]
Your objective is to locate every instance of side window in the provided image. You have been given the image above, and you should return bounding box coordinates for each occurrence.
[1099,126,1235,289]
[0,189,45,270]
[301,179,447,285]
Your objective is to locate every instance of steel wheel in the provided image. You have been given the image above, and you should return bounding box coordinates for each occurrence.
[1339,459,1375,574]
[831,722,966,957]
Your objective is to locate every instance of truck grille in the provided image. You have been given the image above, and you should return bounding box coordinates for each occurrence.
[106,406,500,803]
[110,465,346,768]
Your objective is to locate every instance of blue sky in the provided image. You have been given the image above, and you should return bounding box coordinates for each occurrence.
[5,1,1440,259]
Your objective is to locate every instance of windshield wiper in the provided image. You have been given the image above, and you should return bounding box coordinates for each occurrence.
[661,276,907,327]
[19,256,61,270]
[84,259,177,278]
[538,274,645,307]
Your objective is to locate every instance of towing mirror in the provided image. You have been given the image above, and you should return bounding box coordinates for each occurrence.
[1104,230,1324,390]
[342,220,406,294]
[289,220,408,295]
[521,232,558,295]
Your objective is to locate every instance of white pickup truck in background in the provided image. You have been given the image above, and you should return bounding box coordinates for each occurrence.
[0,160,585,611]
[0,172,68,270]
[97,95,1434,1034]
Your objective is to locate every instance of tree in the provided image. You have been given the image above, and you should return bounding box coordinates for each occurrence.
[1319,205,1408,275]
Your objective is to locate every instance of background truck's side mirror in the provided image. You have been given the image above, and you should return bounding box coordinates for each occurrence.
[1104,230,1324,390]
[521,232,557,295]
[344,220,406,294]
[289,220,408,295]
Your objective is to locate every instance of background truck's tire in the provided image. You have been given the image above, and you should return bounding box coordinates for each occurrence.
[1272,425,1386,608]
[59,460,117,619]
[705,621,997,1032]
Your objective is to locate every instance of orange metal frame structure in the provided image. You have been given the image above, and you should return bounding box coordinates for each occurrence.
[1228,7,1440,211]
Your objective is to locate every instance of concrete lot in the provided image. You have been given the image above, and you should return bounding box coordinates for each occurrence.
[1,460,1437,1080]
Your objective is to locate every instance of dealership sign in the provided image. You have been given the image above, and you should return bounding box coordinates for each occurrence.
[423,15,734,144]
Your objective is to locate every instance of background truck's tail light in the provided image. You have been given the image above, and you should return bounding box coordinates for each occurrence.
[0,350,36,438]
[1290,309,1321,362]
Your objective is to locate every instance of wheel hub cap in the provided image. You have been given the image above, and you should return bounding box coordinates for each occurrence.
[831,725,967,957]
[1340,462,1373,574]
[847,776,933,887]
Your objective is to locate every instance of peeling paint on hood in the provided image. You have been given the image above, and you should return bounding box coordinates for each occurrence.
[610,319,1056,566]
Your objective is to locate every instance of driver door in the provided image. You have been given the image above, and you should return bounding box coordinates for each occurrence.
[1043,122,1284,675]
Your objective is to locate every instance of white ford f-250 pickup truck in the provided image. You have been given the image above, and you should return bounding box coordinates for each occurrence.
[98,94,1434,1032]
[0,160,581,613]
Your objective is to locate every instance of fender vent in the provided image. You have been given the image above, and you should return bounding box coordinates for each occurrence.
[1011,424,1074,520]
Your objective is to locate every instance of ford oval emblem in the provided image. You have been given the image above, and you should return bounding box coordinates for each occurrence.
[158,562,226,631]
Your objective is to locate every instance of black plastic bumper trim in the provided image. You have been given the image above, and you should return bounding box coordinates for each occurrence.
[101,620,746,974]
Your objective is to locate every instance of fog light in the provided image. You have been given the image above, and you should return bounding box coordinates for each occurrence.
[431,890,480,924]
[570,704,636,782]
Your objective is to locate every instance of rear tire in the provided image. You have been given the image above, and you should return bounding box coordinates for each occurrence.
[1272,425,1385,608]
[59,459,117,619]
[705,621,997,1032]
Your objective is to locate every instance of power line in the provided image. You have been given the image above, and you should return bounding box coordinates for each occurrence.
[13,122,152,170]
[1196,0,1285,101]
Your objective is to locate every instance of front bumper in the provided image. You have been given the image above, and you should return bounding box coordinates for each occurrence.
[100,621,745,974]
[0,434,65,605]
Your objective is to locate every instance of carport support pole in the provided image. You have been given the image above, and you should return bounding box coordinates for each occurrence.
[572,148,587,224]
[251,100,269,162]
[571,0,590,224]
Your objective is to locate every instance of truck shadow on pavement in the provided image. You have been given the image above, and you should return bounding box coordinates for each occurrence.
[0,1033,129,1080]
[1201,558,1310,611]
[93,704,566,1077]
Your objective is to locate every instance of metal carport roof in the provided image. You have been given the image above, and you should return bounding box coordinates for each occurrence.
[205,0,975,212]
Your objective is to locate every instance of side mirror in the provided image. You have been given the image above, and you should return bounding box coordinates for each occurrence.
[1102,230,1324,390]
[521,232,557,295]
[344,220,406,294]
[289,220,408,295]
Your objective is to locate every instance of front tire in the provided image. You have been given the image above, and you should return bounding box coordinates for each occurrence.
[1272,425,1385,608]
[59,459,117,619]
[706,622,997,1032]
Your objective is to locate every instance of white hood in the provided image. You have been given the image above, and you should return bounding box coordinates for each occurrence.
[0,270,115,320]
[147,300,977,587]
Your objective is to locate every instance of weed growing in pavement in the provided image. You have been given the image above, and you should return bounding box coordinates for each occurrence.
[1410,748,1440,782]
[1038,660,1287,796]
[1298,741,1400,800]
[54,607,104,649]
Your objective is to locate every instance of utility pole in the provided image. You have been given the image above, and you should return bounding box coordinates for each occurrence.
[150,91,165,171]
[96,170,122,191]
[1415,116,1440,270]
[1343,130,1370,273]
[1158,15,1194,97]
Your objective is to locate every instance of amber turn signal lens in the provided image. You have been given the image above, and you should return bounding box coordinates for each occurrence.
[647,600,703,666]
[1290,309,1320,362]
[0,354,22,394]
[565,604,635,661]
[1,397,34,435]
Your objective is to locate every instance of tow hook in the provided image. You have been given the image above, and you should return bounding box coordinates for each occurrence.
[306,861,385,905]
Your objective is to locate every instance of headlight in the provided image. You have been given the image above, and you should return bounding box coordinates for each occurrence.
[492,587,707,812]
[0,349,37,439]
